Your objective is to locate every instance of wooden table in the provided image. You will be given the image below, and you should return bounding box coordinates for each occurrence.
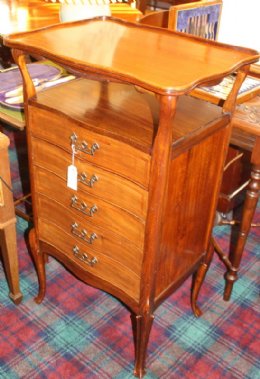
[215,95,260,300]
[4,18,258,377]
[0,132,22,304]
[0,0,142,130]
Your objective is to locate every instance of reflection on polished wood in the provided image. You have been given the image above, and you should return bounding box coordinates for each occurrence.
[0,0,60,35]
[0,0,141,67]
[4,18,259,95]
[0,0,141,36]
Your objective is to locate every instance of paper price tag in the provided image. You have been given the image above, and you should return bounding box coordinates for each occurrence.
[67,164,78,191]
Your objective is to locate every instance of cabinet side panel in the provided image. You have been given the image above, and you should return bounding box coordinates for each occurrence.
[155,123,230,299]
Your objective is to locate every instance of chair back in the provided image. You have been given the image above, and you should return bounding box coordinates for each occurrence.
[168,0,222,40]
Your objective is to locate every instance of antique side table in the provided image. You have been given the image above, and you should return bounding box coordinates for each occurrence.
[4,18,259,377]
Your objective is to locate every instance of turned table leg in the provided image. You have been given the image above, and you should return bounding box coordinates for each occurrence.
[224,158,260,300]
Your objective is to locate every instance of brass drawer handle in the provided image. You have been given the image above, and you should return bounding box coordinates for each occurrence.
[78,172,98,188]
[71,195,98,217]
[73,245,98,267]
[71,222,97,244]
[71,132,99,156]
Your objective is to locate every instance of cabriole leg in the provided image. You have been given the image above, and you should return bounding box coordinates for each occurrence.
[191,241,215,317]
[29,228,46,304]
[131,312,154,378]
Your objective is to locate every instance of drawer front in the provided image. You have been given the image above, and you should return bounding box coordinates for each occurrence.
[34,167,145,249]
[37,193,143,274]
[32,137,148,219]
[38,220,140,301]
[29,106,150,187]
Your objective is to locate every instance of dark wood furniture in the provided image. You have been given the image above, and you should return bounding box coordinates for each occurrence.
[5,18,258,377]
[139,9,259,300]
[215,95,260,300]
[0,132,22,304]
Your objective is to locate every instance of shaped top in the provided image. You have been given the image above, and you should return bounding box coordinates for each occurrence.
[4,17,259,95]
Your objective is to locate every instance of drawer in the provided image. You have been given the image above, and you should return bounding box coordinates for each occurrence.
[34,167,145,249]
[38,220,141,302]
[29,106,150,188]
[37,193,143,274]
[32,137,148,219]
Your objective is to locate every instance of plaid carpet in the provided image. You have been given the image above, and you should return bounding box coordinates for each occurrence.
[0,129,259,379]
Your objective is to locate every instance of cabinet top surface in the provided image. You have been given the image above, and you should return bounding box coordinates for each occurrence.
[4,17,259,95]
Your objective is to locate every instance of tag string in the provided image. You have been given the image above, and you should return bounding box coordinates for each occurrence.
[72,144,76,166]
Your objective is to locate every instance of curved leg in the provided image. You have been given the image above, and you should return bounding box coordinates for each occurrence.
[191,241,215,317]
[29,227,46,304]
[224,163,260,301]
[0,223,23,304]
[131,312,154,378]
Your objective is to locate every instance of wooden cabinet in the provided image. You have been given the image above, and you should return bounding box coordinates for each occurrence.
[5,18,258,378]
[28,80,230,307]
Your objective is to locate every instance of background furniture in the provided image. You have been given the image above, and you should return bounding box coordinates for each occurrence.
[168,0,222,39]
[215,95,260,300]
[139,4,260,301]
[139,0,222,40]
[0,132,22,304]
[138,0,200,14]
[0,0,142,68]
[5,18,258,377]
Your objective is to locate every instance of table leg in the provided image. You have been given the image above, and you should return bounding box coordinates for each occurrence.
[0,132,22,304]
[224,138,260,300]
[0,221,23,304]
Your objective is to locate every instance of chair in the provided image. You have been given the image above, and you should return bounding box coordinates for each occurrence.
[213,94,260,300]
[139,0,222,41]
[168,0,222,40]
[0,132,22,304]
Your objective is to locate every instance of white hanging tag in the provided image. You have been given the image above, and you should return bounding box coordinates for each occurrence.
[67,143,78,190]
[67,164,78,190]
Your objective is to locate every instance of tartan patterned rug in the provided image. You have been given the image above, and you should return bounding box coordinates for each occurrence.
[0,129,259,379]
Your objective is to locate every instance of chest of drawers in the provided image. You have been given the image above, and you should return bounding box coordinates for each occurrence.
[5,17,259,377]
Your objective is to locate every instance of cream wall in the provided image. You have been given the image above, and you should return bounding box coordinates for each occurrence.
[218,0,260,53]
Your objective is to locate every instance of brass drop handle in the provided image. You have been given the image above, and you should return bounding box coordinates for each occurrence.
[73,245,98,267]
[71,222,97,244]
[78,172,98,188]
[71,195,98,217]
[70,132,99,156]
